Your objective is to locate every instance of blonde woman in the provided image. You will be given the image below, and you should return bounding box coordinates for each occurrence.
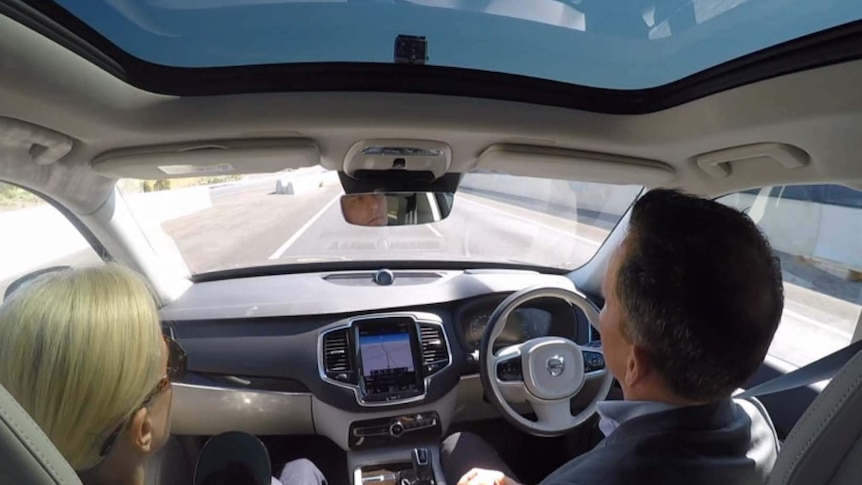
[1,264,327,485]
[0,264,184,485]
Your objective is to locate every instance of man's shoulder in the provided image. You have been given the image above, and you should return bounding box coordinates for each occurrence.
[539,399,778,485]
[537,441,648,485]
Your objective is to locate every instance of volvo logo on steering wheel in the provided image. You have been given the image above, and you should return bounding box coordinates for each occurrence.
[546,355,566,377]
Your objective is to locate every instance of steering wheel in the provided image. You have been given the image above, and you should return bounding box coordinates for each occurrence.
[479,287,613,436]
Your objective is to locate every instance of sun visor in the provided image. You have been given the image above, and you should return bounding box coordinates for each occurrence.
[91,139,320,179]
[476,144,674,186]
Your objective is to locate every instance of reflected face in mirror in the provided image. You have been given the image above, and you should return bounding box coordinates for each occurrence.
[341,194,389,226]
[340,191,455,227]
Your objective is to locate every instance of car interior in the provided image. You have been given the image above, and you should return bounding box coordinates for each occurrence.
[1,1,862,485]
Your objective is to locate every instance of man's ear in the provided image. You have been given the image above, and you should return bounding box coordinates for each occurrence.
[624,345,652,389]
[128,406,153,453]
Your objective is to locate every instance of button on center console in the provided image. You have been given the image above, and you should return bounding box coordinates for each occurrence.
[389,421,405,437]
[349,412,441,449]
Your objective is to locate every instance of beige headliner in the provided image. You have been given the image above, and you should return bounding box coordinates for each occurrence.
[1,13,862,214]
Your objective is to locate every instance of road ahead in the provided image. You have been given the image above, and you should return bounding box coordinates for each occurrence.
[164,177,610,273]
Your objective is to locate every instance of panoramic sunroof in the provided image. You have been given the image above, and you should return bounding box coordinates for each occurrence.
[44,0,862,89]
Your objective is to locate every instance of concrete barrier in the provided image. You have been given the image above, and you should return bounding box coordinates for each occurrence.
[721,192,862,273]
[275,168,339,195]
[459,173,640,226]
[276,177,316,195]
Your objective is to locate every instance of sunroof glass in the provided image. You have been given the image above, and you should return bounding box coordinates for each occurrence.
[43,0,862,89]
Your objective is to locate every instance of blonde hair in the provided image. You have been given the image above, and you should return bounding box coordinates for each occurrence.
[0,264,163,470]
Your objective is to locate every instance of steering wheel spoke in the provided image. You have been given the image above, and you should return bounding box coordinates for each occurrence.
[528,397,576,429]
[493,344,528,402]
[583,348,608,382]
[497,380,529,403]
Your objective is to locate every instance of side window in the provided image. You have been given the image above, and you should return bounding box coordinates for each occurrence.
[718,185,862,368]
[0,182,104,298]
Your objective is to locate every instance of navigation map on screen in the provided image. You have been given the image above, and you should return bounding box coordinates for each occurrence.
[359,332,415,377]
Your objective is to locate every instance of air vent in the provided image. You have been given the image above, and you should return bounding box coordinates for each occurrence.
[419,323,449,375]
[323,328,352,376]
[323,272,443,287]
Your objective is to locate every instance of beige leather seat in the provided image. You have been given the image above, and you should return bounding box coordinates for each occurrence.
[1,381,192,485]
[766,349,862,485]
[0,383,81,484]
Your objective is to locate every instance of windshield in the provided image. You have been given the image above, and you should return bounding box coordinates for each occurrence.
[118,168,641,274]
[48,0,862,89]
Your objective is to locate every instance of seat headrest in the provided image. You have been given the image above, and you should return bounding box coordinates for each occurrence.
[767,348,862,485]
[0,382,81,484]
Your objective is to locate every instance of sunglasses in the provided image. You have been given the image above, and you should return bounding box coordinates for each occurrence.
[98,334,187,457]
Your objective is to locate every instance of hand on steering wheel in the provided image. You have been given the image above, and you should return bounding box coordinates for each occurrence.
[479,287,612,436]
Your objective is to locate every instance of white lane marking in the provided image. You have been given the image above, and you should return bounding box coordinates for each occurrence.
[781,307,853,340]
[763,352,803,371]
[458,197,601,247]
[426,224,444,238]
[268,195,340,260]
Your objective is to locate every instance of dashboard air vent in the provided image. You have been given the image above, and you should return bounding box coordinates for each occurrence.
[419,323,449,375]
[323,329,352,375]
[323,272,443,287]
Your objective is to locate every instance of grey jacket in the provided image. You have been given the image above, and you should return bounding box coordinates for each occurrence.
[539,398,779,485]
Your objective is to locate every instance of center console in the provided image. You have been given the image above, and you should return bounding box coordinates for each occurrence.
[319,313,453,485]
[351,446,444,485]
[350,411,441,448]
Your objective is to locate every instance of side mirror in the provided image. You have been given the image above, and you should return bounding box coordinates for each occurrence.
[340,192,454,227]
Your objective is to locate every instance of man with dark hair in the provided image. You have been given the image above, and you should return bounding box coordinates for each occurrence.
[442,189,783,485]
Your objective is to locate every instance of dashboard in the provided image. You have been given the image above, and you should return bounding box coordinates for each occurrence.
[458,299,576,350]
[160,268,599,450]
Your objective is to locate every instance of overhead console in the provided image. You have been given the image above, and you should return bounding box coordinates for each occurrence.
[338,138,462,196]
[320,313,451,407]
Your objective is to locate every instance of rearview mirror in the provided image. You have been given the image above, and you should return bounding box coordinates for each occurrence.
[340,192,454,227]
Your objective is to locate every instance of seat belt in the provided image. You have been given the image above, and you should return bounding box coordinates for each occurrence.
[738,338,862,398]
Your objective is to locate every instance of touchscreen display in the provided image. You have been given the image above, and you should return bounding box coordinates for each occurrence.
[358,328,419,397]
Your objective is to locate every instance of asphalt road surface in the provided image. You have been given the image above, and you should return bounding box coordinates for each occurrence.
[2,176,859,369]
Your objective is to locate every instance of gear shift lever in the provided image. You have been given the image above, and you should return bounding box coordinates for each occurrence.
[412,447,434,485]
